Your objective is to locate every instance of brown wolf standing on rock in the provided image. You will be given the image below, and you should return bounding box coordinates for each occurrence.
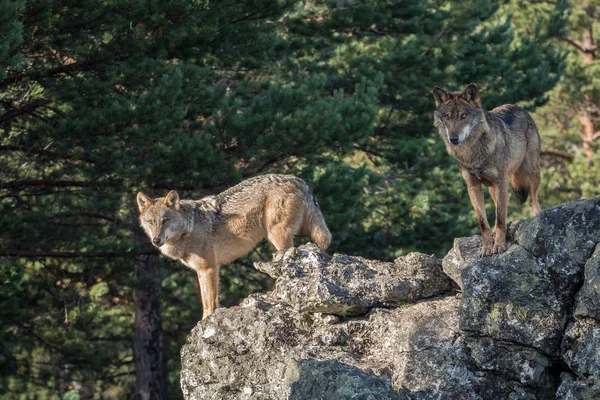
[136,174,331,319]
[432,83,541,256]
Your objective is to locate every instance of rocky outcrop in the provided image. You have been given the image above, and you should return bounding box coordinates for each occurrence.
[253,247,455,316]
[181,197,600,400]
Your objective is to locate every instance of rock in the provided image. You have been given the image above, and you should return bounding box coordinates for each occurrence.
[561,318,600,379]
[180,196,600,399]
[456,198,600,356]
[459,244,569,356]
[254,243,454,316]
[442,236,481,289]
[181,295,554,399]
[556,373,600,400]
[289,360,407,400]
[574,243,600,319]
[510,198,600,270]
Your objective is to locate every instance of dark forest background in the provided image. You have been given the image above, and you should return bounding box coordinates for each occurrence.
[1,0,598,398]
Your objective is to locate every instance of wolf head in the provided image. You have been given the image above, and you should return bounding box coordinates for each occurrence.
[432,83,486,146]
[136,190,190,247]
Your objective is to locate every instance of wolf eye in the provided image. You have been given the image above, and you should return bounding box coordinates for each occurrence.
[445,114,451,120]
[162,217,169,223]
[460,113,467,120]
[147,220,155,226]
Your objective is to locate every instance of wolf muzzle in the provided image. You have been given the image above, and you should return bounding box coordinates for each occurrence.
[449,134,460,145]
[152,237,164,246]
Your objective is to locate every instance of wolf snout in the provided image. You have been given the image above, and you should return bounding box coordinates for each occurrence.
[152,237,164,246]
[449,135,460,145]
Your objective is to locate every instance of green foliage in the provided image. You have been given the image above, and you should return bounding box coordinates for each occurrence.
[502,0,600,213]
[0,0,582,398]
[0,0,23,82]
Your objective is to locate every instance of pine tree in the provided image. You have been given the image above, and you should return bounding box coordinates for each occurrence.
[0,0,377,397]
[498,0,600,214]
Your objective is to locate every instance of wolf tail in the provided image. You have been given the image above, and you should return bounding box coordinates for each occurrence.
[511,177,530,204]
[303,189,332,251]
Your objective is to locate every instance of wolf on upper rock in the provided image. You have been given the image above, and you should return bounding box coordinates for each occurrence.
[433,83,541,256]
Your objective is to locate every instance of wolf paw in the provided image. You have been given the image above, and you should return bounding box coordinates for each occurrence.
[492,241,507,254]
[479,248,491,258]
[479,235,494,257]
[479,244,494,258]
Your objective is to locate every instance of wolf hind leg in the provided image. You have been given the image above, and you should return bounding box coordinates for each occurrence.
[525,124,541,215]
[512,159,540,216]
[267,226,295,251]
[302,207,331,251]
[510,171,530,204]
[529,166,541,216]
[265,195,304,251]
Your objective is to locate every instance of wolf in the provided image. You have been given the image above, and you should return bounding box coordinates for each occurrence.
[432,83,541,256]
[136,174,332,319]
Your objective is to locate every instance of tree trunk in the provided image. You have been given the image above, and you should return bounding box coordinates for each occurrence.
[133,250,165,400]
[577,113,596,159]
[574,25,597,158]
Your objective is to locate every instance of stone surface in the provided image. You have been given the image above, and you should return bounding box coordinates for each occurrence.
[561,318,600,378]
[575,243,600,320]
[181,296,554,400]
[254,243,454,316]
[459,244,569,356]
[556,319,600,399]
[556,373,600,400]
[456,197,600,357]
[509,198,600,270]
[180,197,600,400]
[442,235,481,289]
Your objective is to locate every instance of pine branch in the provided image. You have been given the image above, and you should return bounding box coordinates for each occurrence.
[0,99,49,123]
[230,6,273,24]
[422,28,447,56]
[0,53,120,91]
[0,144,95,163]
[540,149,574,161]
[556,36,597,54]
[1,249,159,258]
[1,179,120,190]
[49,211,120,222]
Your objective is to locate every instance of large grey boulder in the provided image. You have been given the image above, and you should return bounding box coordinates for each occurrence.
[449,197,600,357]
[181,295,554,400]
[180,197,600,400]
[555,373,600,400]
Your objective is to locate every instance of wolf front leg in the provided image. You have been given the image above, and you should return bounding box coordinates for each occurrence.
[187,254,220,320]
[197,267,219,319]
[463,174,494,257]
[491,179,508,254]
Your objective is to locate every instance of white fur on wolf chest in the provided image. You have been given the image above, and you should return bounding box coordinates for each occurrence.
[462,166,499,187]
[159,242,188,260]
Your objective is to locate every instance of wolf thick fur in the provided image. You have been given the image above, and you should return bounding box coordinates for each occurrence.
[433,83,541,256]
[136,174,332,319]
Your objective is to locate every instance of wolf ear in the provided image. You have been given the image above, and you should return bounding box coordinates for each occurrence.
[461,83,481,108]
[136,192,153,214]
[163,190,180,211]
[432,87,450,109]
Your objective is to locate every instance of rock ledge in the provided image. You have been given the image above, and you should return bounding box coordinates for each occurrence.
[181,197,600,400]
